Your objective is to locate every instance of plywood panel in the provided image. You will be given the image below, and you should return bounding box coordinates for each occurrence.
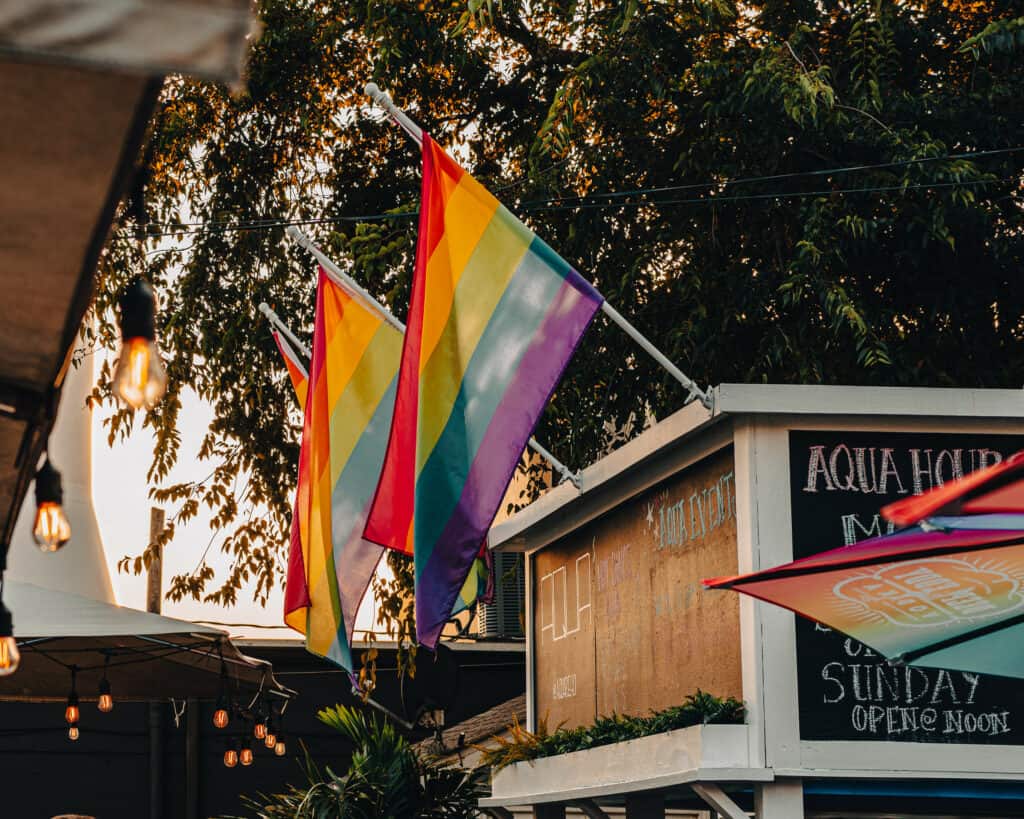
[533,532,596,728]
[533,446,741,728]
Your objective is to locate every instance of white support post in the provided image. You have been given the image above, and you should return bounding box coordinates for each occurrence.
[286,226,581,489]
[363,82,713,411]
[754,781,804,819]
[258,301,311,358]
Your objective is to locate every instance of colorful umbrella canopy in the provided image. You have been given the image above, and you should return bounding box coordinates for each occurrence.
[883,451,1024,526]
[705,526,1024,679]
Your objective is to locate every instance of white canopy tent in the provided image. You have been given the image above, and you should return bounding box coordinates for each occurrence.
[0,0,257,83]
[0,581,291,703]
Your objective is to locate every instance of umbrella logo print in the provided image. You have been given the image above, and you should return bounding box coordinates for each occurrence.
[833,559,1024,629]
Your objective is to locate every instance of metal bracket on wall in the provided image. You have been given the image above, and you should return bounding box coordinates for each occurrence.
[691,783,747,819]
[571,799,611,819]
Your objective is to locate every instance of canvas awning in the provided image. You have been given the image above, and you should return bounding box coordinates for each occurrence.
[0,0,256,83]
[0,0,255,577]
[0,581,291,702]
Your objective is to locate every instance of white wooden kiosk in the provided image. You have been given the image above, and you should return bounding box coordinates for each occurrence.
[482,384,1024,819]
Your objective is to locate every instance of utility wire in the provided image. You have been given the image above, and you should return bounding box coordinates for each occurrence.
[116,144,1024,236]
[114,173,1017,241]
[528,176,1016,214]
[524,145,1024,206]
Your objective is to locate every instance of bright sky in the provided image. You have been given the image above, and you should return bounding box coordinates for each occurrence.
[92,379,298,638]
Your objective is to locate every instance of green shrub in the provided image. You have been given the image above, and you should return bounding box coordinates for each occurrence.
[224,705,486,818]
[479,690,745,773]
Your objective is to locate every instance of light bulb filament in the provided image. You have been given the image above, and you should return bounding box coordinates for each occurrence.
[0,637,19,676]
[33,502,71,552]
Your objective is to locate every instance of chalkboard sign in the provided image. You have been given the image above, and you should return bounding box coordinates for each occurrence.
[789,430,1024,744]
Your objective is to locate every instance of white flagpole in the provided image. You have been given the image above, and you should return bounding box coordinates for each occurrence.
[286,226,404,334]
[258,301,311,359]
[363,82,713,410]
[285,225,582,489]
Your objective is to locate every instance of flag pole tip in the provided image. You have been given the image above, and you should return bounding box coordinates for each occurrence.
[364,81,382,99]
[257,302,272,317]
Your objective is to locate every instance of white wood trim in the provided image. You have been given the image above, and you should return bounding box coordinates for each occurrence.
[716,383,1024,419]
[798,738,1024,776]
[485,725,764,807]
[732,419,766,771]
[747,421,802,771]
[526,549,536,733]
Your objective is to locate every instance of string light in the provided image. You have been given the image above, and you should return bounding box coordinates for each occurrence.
[212,661,230,729]
[65,669,79,726]
[98,678,113,713]
[32,459,70,552]
[223,740,238,768]
[263,705,278,748]
[239,738,253,767]
[96,655,113,713]
[68,725,79,741]
[0,590,19,676]
[252,690,270,740]
[273,711,286,756]
[113,278,167,410]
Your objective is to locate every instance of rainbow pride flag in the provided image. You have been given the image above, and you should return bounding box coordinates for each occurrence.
[283,270,399,670]
[280,271,491,665]
[272,329,312,632]
[272,329,309,409]
[364,134,603,648]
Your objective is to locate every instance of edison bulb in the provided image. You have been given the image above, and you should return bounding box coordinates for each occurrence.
[253,721,267,740]
[274,740,286,757]
[0,636,19,676]
[213,708,229,729]
[33,501,71,552]
[68,725,79,741]
[264,732,276,749]
[240,746,253,766]
[65,703,80,725]
[113,337,167,410]
[223,748,238,768]
[98,693,113,713]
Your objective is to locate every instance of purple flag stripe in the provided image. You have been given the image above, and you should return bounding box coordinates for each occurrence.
[416,276,602,646]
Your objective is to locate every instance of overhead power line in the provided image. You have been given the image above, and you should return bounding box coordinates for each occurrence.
[112,145,1024,241]
[116,176,1019,241]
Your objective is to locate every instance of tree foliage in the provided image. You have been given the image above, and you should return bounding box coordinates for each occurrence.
[92,0,1024,613]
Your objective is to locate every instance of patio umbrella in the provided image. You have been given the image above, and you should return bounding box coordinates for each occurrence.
[0,581,290,704]
[704,526,1024,679]
[883,451,1024,526]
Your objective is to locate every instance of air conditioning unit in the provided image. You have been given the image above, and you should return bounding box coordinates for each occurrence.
[478,552,525,639]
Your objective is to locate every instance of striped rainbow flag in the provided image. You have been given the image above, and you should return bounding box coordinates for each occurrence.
[283,270,397,670]
[280,271,492,666]
[364,134,603,648]
[272,329,309,408]
[271,329,313,632]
